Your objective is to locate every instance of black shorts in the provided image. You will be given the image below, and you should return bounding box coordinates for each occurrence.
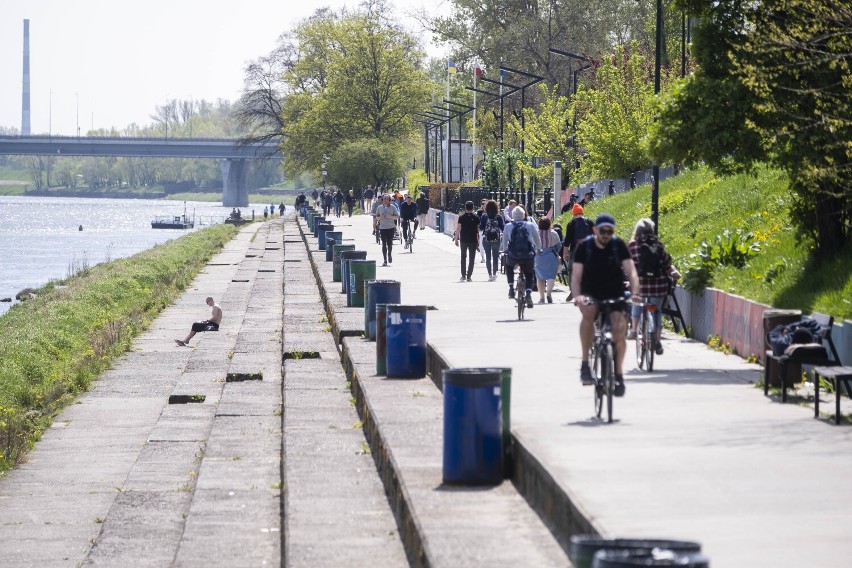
[192,321,219,333]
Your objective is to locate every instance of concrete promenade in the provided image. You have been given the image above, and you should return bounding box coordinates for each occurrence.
[306,211,852,568]
[2,211,850,567]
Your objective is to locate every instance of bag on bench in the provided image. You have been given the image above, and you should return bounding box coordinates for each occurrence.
[768,317,823,356]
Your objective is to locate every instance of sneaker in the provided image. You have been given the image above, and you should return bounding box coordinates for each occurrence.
[466,276,472,282]
[655,342,664,355]
[460,276,467,282]
[538,298,545,304]
[525,291,534,308]
[547,294,553,304]
[508,287,515,299]
[614,376,626,397]
[580,362,594,385]
[382,261,388,267]
[626,330,636,340]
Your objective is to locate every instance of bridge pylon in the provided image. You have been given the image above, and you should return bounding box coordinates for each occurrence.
[220,159,248,207]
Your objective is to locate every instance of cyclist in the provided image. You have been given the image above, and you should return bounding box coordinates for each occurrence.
[399,193,419,245]
[627,218,681,354]
[500,206,542,307]
[561,204,594,302]
[571,213,639,396]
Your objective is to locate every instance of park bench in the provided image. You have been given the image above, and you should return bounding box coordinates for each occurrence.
[763,312,842,403]
[812,366,852,424]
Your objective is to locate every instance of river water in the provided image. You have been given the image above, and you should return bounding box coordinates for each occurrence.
[0,196,281,317]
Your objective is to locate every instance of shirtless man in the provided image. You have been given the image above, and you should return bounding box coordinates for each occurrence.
[175,297,222,346]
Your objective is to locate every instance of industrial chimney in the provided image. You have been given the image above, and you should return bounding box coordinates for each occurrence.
[21,19,31,136]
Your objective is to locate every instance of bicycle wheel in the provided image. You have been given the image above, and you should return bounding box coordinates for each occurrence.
[592,343,603,418]
[635,311,646,370]
[645,310,655,372]
[603,343,615,423]
[516,274,525,320]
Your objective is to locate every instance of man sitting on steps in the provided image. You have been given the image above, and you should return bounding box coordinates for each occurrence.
[175,297,222,346]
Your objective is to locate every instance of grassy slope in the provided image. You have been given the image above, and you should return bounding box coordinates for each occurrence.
[556,164,852,320]
[0,223,239,474]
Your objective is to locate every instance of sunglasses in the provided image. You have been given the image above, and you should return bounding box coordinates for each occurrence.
[597,228,614,236]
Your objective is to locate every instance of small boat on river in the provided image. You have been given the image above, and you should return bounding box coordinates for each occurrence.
[152,203,195,229]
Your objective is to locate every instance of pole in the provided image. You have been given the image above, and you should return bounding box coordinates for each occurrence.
[651,0,663,233]
[499,65,505,151]
[75,92,79,138]
[446,62,452,183]
[681,12,687,78]
[424,124,430,181]
[49,90,52,138]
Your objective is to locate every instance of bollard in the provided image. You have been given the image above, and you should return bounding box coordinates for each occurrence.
[317,223,335,250]
[364,280,401,340]
[442,368,503,485]
[324,232,342,261]
[385,305,428,378]
[340,250,367,295]
[347,260,376,308]
[569,537,702,568]
[332,244,355,282]
[375,304,392,375]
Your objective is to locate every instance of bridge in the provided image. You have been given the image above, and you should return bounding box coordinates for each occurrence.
[0,135,281,207]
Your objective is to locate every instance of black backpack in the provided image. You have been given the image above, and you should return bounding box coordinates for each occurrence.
[637,234,666,277]
[508,221,533,258]
[484,216,501,242]
[572,217,594,246]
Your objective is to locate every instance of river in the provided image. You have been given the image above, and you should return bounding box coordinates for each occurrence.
[0,196,283,317]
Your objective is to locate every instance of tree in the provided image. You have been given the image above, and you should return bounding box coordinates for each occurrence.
[651,0,850,255]
[327,138,406,189]
[574,43,660,179]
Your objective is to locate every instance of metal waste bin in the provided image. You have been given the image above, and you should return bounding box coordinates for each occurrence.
[376,303,393,375]
[315,220,332,240]
[317,223,335,250]
[569,536,702,568]
[340,250,366,295]
[385,305,427,378]
[593,549,709,568]
[347,260,376,308]
[442,368,503,485]
[496,367,512,477]
[332,244,355,282]
[364,280,401,340]
[324,232,342,261]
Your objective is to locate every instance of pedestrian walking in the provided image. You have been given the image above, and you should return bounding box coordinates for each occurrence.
[454,201,480,281]
[478,199,505,281]
[534,218,562,303]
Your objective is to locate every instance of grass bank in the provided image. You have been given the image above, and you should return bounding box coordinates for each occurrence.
[557,164,852,320]
[0,223,239,475]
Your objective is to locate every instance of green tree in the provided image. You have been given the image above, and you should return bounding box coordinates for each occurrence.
[277,7,430,179]
[327,138,406,189]
[574,43,660,179]
[650,0,850,255]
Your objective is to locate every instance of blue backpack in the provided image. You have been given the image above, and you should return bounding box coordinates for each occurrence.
[508,221,533,258]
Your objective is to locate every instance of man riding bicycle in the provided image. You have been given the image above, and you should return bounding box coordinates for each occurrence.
[572,213,639,396]
[500,206,542,308]
[399,194,419,244]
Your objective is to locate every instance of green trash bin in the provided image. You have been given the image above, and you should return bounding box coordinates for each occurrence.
[348,260,376,308]
[332,244,355,283]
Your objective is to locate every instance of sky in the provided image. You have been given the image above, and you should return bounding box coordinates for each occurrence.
[0,0,450,137]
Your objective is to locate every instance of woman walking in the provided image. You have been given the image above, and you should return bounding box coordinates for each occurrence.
[534,217,562,303]
[478,199,504,281]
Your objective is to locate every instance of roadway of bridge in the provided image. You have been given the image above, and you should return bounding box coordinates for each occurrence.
[0,135,280,159]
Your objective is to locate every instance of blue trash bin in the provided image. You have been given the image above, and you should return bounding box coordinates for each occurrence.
[442,368,503,485]
[317,222,333,246]
[340,250,367,295]
[364,280,401,340]
[313,217,328,237]
[385,305,427,378]
[325,232,342,261]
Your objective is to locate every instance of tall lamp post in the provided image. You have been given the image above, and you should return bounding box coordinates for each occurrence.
[322,154,328,191]
[651,0,663,233]
[75,92,80,138]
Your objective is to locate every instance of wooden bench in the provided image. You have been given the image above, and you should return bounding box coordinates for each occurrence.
[764,312,841,403]
[812,366,852,424]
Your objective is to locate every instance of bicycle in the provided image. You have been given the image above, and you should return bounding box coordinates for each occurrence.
[635,300,657,371]
[588,297,627,423]
[402,219,415,253]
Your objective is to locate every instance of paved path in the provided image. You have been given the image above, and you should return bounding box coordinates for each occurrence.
[309,212,852,568]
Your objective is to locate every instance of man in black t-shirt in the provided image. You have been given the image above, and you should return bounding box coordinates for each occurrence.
[454,201,481,281]
[399,194,419,244]
[571,213,639,396]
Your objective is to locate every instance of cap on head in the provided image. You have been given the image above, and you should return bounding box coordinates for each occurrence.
[512,207,525,221]
[595,213,616,229]
[572,204,584,216]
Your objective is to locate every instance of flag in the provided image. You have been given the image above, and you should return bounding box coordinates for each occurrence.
[474,64,484,78]
[447,60,457,74]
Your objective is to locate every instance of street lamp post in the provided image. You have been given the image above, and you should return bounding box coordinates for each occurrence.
[75,92,79,138]
[49,89,52,139]
[322,154,328,190]
[651,0,663,233]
